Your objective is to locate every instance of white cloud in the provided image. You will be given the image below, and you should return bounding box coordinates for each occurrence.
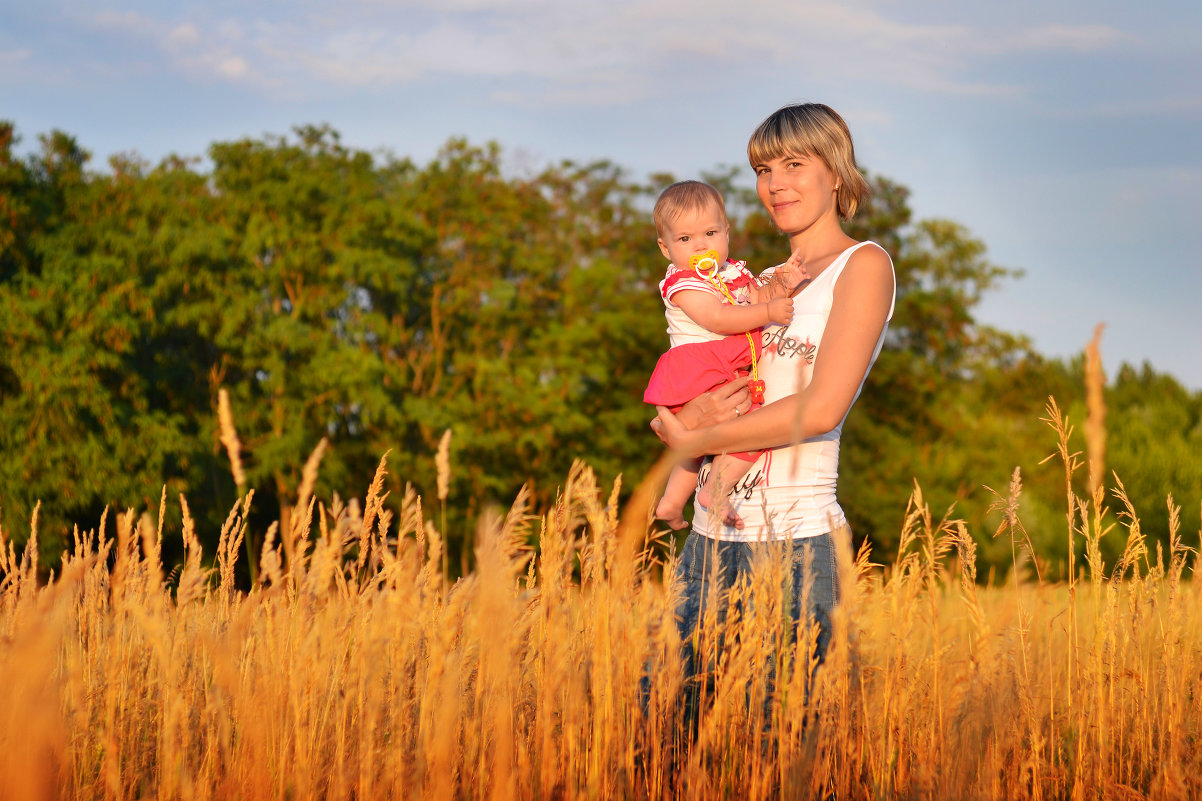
[1003,24,1131,53]
[0,48,32,65]
[69,1,1136,102]
[252,0,1024,97]
[1060,96,1202,119]
[216,56,250,79]
[492,73,657,107]
[90,9,159,36]
[217,19,246,41]
[85,8,272,87]
[358,0,554,8]
[633,2,1022,96]
[165,23,201,50]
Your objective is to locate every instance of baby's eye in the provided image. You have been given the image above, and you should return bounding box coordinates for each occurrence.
[679,235,689,242]
[706,230,718,236]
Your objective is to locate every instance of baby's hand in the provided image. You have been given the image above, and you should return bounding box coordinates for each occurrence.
[767,296,793,325]
[781,248,811,289]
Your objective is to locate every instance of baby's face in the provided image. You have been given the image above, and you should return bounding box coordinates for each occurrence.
[657,203,730,271]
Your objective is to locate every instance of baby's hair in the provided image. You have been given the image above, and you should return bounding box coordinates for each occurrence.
[748,103,870,220]
[653,180,727,237]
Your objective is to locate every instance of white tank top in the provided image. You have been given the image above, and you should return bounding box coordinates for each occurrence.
[692,241,896,541]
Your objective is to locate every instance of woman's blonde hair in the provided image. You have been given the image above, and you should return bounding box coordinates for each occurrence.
[747,103,870,220]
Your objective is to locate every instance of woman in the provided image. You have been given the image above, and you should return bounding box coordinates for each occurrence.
[653,102,895,673]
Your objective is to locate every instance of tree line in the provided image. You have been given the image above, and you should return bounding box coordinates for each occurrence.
[1,121,1199,578]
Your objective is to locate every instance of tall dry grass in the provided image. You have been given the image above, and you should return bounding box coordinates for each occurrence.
[1,403,1200,800]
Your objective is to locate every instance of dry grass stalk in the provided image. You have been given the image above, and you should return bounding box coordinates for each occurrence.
[1,427,1201,799]
[217,388,246,491]
[1084,324,1107,499]
[436,429,452,503]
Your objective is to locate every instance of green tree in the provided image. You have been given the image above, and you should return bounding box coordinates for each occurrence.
[1093,363,1202,566]
[196,125,432,548]
[381,143,664,539]
[0,130,211,554]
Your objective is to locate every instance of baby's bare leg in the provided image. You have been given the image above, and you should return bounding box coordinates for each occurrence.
[697,455,754,529]
[656,459,700,530]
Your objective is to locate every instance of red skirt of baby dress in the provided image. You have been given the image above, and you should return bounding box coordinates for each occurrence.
[644,330,764,463]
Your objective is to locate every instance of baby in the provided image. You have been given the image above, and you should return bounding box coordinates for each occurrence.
[644,180,803,528]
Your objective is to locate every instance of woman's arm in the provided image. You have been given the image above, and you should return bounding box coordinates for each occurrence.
[657,245,895,458]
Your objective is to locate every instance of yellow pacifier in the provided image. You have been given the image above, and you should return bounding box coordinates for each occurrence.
[688,249,721,276]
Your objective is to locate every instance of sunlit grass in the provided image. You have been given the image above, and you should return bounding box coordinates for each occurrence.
[1,382,1200,799]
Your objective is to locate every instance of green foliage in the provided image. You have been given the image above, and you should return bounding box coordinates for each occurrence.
[1094,363,1202,567]
[0,124,667,568]
[840,205,1042,558]
[1,128,210,556]
[1,121,1197,579]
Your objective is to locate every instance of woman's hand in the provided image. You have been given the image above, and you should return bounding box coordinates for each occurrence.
[652,405,704,458]
[676,377,751,429]
[649,377,751,454]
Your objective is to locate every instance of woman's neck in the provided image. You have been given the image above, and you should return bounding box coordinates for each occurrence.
[787,226,856,278]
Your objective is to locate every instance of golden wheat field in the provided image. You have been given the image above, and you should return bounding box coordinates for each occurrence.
[1,395,1200,801]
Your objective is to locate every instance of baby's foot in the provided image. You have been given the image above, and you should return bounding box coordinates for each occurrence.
[699,487,745,530]
[655,498,688,530]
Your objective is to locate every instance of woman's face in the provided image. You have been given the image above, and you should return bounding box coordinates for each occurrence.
[753,154,838,238]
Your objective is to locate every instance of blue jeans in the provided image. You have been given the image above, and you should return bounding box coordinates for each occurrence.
[673,531,841,722]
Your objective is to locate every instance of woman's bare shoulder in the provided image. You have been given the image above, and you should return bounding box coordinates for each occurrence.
[848,241,893,270]
[836,241,895,302]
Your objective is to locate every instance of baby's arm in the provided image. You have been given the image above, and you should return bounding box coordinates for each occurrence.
[673,289,792,335]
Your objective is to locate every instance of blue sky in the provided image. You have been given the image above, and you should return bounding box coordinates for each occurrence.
[4,0,1200,389]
